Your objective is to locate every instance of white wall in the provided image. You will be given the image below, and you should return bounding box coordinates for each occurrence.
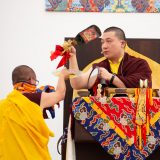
[0,0,160,159]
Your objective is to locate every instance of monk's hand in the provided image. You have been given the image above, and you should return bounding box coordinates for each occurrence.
[60,67,71,80]
[69,46,77,58]
[98,67,112,81]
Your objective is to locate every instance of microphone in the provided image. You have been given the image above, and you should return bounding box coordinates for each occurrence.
[100,78,107,96]
[101,51,104,54]
[100,78,106,86]
[100,78,107,87]
[97,67,107,94]
[98,67,107,87]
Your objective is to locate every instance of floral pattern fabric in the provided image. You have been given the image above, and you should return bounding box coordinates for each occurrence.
[72,97,160,160]
[45,0,160,13]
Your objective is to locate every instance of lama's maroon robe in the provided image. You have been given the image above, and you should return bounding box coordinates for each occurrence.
[92,52,152,90]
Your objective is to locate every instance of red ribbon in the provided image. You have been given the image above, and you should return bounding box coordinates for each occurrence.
[50,45,70,69]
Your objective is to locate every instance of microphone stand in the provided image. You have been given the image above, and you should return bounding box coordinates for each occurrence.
[100,78,107,96]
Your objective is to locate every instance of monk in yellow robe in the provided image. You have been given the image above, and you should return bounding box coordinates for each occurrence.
[0,65,70,160]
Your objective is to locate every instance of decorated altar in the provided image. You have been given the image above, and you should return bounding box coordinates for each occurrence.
[71,96,160,159]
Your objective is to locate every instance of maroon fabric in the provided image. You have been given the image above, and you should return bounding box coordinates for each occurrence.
[92,52,152,88]
[23,92,42,105]
[23,92,48,118]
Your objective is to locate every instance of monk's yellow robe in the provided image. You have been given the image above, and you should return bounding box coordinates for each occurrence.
[0,90,54,160]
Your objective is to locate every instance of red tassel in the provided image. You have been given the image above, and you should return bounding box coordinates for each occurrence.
[142,125,147,146]
[56,52,70,68]
[50,45,64,60]
[50,45,70,68]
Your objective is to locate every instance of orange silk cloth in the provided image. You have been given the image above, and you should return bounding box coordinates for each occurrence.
[14,82,37,93]
[0,90,54,160]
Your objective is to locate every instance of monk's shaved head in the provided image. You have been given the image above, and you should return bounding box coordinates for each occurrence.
[12,65,36,85]
[104,26,126,41]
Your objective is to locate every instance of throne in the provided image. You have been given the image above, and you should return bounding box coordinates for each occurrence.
[62,38,160,160]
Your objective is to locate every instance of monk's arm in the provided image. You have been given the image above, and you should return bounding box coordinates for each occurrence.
[112,75,126,88]
[99,67,126,88]
[69,46,92,89]
[40,68,70,109]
